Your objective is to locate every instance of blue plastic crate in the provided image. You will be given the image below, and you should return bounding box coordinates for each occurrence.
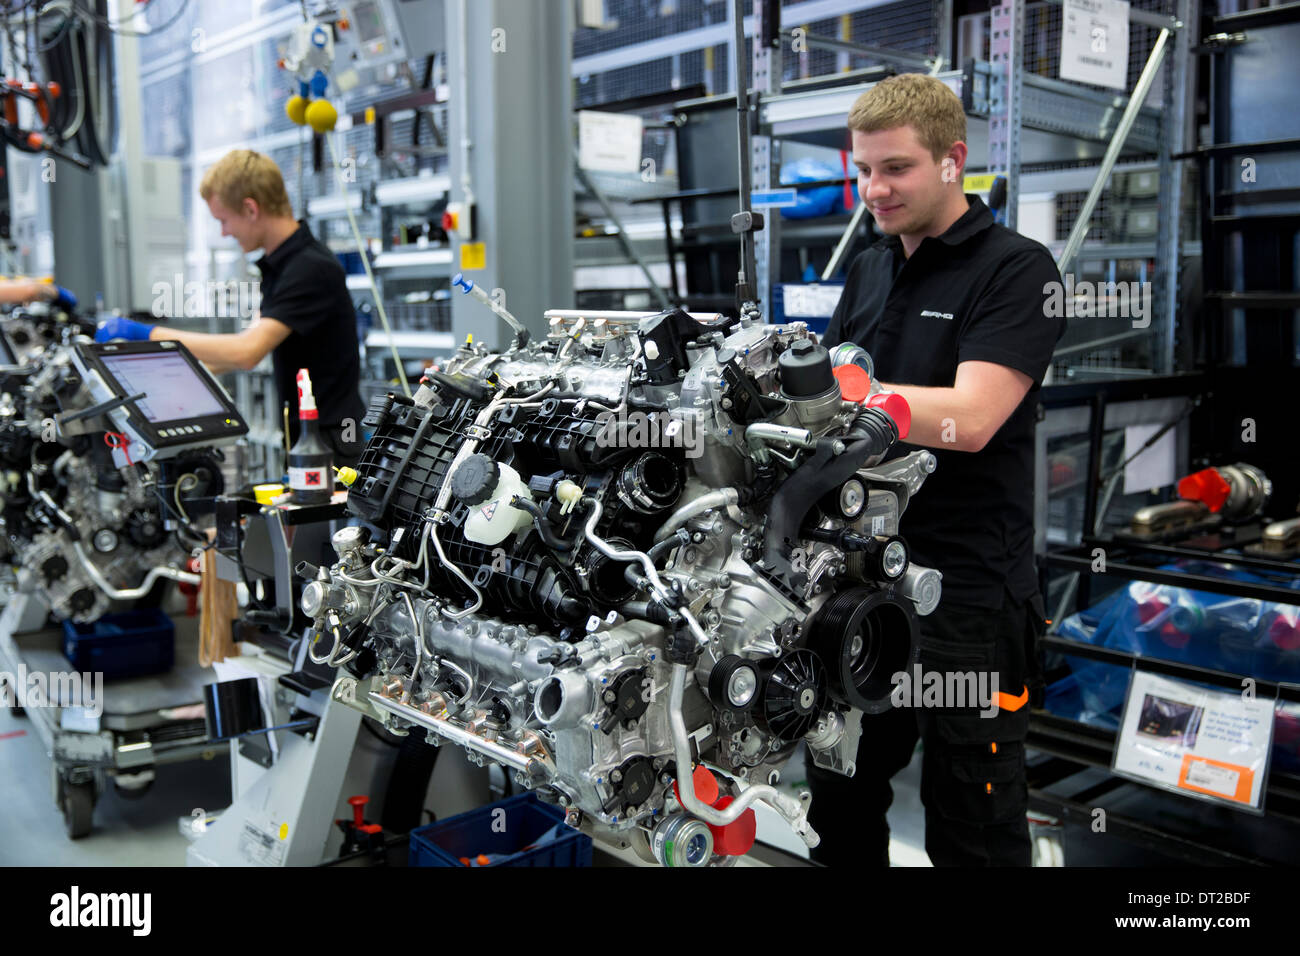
[62,609,174,680]
[409,793,592,867]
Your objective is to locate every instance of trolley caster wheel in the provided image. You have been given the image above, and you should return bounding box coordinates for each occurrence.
[113,770,155,800]
[62,781,95,839]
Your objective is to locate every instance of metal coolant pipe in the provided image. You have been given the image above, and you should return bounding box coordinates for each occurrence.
[668,663,819,847]
[653,488,740,545]
[583,498,712,645]
[72,542,200,599]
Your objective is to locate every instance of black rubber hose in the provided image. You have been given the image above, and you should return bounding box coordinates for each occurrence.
[616,600,676,626]
[762,406,899,568]
[647,528,689,564]
[512,496,582,552]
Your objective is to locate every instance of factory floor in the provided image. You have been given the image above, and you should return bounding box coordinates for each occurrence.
[12,683,1287,867]
[0,692,934,866]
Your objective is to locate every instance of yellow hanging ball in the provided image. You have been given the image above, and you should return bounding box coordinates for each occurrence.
[285,94,308,126]
[305,98,338,133]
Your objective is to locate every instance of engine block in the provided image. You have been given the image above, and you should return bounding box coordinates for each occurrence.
[311,308,941,864]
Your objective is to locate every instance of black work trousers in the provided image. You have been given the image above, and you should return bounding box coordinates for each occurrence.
[806,585,1046,867]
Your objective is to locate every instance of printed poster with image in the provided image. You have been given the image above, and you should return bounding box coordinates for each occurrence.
[1112,671,1274,812]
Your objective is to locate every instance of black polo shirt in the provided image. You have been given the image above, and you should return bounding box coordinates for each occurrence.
[823,195,1066,609]
[256,221,364,447]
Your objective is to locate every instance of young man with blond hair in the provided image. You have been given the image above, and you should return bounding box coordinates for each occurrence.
[96,149,364,463]
[809,73,1066,866]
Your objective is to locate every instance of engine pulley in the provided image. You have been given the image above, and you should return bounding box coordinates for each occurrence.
[808,586,919,714]
[755,648,826,743]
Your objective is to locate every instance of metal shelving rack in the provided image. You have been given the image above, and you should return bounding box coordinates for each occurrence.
[1179,3,1300,369]
[1031,375,1300,864]
[743,0,1193,377]
[582,0,1191,362]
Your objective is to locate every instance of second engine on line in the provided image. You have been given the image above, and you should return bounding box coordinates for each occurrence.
[0,320,223,622]
[308,307,941,864]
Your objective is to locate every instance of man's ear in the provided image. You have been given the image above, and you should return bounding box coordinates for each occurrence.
[242,197,261,219]
[946,141,968,183]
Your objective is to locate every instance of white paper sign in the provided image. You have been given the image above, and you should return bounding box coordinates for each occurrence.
[578,110,644,174]
[1123,423,1177,494]
[1060,0,1130,91]
[1112,671,1274,811]
[782,284,844,318]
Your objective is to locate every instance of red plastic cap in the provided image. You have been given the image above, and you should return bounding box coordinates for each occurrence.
[832,364,871,403]
[865,392,910,441]
[672,764,719,806]
[1135,597,1168,624]
[1158,622,1191,649]
[707,795,757,856]
[1269,615,1300,651]
[1178,467,1231,513]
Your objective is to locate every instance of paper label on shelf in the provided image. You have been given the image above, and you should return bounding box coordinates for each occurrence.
[781,284,843,318]
[578,110,644,174]
[1112,671,1273,810]
[1060,0,1130,91]
[460,243,486,271]
[1181,757,1242,799]
[963,174,999,192]
[1122,423,1176,494]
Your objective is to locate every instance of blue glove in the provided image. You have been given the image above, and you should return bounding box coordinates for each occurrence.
[95,316,155,343]
[52,286,77,310]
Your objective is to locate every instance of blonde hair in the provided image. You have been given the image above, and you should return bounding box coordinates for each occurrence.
[847,73,966,161]
[199,149,293,217]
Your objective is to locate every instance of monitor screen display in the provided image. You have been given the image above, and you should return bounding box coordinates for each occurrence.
[99,351,226,424]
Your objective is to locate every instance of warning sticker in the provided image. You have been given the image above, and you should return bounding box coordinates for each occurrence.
[238,819,288,866]
[480,501,498,521]
[289,466,327,489]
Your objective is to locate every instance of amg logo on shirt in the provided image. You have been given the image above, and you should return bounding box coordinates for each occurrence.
[920,310,955,321]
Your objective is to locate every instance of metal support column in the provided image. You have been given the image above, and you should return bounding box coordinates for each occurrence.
[988,0,1023,231]
[447,0,574,348]
[751,0,783,315]
[1154,0,1192,374]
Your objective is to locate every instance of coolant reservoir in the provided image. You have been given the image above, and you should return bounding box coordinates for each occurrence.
[452,454,534,545]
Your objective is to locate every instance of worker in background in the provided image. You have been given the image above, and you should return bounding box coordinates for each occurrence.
[811,74,1067,866]
[95,149,365,466]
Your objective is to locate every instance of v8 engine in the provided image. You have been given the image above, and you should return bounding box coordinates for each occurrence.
[312,308,940,864]
[0,314,224,622]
